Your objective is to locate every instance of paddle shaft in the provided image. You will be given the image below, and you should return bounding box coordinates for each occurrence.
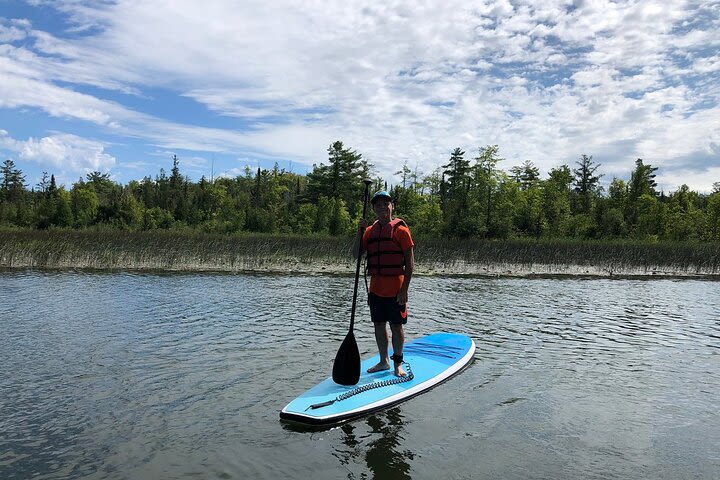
[349,180,373,331]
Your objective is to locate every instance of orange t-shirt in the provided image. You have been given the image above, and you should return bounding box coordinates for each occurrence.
[362,222,414,298]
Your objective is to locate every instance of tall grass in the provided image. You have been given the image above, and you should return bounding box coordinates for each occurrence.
[0,229,352,272]
[1,228,719,276]
[417,237,720,275]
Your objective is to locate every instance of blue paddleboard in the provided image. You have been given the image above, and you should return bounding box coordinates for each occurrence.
[280,332,475,425]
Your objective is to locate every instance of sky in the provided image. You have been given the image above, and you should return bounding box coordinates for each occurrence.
[0,0,718,193]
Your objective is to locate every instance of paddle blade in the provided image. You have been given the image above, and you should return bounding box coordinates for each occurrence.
[332,331,361,385]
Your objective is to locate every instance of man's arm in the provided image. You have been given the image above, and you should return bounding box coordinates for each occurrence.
[397,246,414,305]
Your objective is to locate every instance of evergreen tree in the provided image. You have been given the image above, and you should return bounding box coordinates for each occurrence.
[35,185,72,229]
[49,174,57,195]
[85,171,119,210]
[395,161,411,189]
[440,148,475,237]
[626,158,659,230]
[168,154,185,216]
[139,176,156,208]
[442,148,470,199]
[305,141,369,218]
[510,160,540,191]
[572,154,602,214]
[0,159,26,202]
[472,145,503,237]
[511,161,545,236]
[628,158,658,199]
[37,172,50,195]
[0,147,717,242]
[155,167,170,210]
[170,154,182,188]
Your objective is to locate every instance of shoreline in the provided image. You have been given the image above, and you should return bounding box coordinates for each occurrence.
[1,229,719,279]
[1,257,717,279]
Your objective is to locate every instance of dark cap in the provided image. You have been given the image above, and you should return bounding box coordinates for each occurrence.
[371,190,392,204]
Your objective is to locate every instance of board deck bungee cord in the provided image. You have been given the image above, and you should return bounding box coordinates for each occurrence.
[280,332,475,425]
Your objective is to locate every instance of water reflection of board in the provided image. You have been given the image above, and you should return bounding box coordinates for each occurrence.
[280,332,475,425]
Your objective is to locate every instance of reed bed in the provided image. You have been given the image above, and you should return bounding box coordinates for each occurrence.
[416,237,720,277]
[0,229,352,273]
[1,229,719,277]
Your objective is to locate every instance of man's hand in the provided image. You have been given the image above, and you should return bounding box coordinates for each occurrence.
[396,288,408,305]
[358,218,368,230]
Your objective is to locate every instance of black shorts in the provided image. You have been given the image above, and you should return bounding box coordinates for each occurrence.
[368,292,408,325]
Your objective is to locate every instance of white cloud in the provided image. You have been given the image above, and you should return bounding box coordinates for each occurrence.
[0,20,28,42]
[0,0,718,192]
[0,131,116,172]
[693,55,720,74]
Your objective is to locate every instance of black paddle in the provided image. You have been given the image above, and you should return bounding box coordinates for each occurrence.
[332,179,373,385]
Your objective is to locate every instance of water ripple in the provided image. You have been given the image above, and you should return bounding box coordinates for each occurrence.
[1,272,719,479]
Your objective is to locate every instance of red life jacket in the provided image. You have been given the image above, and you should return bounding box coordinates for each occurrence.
[366,218,408,275]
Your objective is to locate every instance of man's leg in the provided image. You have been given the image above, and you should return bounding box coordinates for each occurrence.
[367,321,390,373]
[390,323,406,376]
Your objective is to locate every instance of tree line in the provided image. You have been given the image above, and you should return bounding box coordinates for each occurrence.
[1,141,719,242]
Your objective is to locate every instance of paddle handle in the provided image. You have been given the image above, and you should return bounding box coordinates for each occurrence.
[349,180,373,331]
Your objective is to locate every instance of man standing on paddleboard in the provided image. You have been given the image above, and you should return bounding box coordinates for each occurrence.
[353,190,415,377]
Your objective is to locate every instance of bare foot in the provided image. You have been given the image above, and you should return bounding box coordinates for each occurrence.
[367,361,391,373]
[394,364,407,377]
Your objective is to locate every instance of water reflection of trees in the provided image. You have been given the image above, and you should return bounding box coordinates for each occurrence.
[339,408,414,480]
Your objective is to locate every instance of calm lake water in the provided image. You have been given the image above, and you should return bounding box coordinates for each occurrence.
[1,271,719,480]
